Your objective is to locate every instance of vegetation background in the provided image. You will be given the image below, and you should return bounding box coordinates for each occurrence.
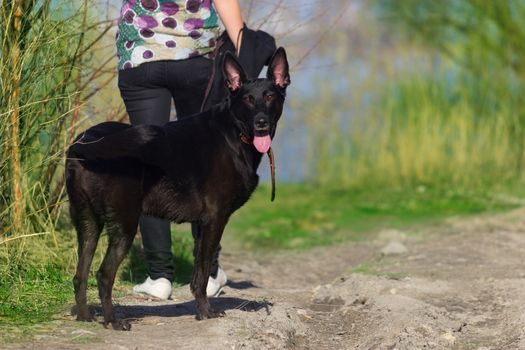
[1,0,525,337]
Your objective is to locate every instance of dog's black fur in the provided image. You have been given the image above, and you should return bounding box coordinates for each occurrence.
[65,48,290,330]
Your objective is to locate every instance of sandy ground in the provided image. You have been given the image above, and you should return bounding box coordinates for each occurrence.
[6,208,525,350]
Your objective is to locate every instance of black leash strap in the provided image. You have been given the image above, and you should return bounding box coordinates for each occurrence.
[268,147,276,202]
[200,36,224,112]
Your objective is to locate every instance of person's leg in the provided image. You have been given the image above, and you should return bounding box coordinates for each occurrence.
[167,57,223,281]
[118,62,174,288]
[168,56,212,118]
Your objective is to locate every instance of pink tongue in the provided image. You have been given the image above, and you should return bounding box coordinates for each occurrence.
[253,135,272,153]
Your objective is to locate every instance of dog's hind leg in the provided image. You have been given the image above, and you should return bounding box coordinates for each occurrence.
[96,215,139,331]
[71,203,103,322]
[191,218,227,320]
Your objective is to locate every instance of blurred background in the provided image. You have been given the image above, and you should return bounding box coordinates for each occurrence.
[2,0,525,329]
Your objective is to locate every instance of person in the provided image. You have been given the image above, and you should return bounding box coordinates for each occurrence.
[116,0,244,300]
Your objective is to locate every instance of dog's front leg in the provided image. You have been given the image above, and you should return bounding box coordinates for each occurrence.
[191,219,227,320]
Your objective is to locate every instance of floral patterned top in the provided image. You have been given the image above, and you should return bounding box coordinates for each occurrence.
[116,0,220,70]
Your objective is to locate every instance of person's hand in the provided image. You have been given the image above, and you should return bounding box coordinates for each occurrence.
[213,0,244,55]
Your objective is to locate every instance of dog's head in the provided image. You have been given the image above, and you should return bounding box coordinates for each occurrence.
[223,47,290,153]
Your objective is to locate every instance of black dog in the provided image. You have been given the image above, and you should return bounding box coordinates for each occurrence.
[65,48,290,330]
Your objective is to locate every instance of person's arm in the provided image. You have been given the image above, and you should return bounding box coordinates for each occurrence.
[213,0,244,55]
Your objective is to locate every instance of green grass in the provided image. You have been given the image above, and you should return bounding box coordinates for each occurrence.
[0,263,72,341]
[222,183,521,250]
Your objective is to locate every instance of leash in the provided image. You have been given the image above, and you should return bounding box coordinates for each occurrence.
[268,147,276,202]
[199,26,243,112]
[240,133,276,202]
[200,36,225,112]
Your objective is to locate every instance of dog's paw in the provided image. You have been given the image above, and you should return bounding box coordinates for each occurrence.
[104,319,132,331]
[72,304,97,322]
[76,311,95,322]
[196,308,226,320]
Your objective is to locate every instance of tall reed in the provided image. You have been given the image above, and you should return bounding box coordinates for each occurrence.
[297,0,525,191]
[0,0,113,270]
[300,64,524,189]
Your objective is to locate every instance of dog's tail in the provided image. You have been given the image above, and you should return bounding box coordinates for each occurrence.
[67,122,167,163]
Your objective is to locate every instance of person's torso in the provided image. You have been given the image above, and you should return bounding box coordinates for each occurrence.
[116,0,220,70]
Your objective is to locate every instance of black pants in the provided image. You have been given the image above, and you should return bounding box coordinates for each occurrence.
[118,57,220,282]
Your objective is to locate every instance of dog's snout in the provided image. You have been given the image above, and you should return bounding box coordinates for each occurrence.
[255,117,269,130]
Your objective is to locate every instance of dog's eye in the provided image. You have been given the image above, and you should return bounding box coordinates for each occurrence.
[243,95,255,105]
[265,94,275,102]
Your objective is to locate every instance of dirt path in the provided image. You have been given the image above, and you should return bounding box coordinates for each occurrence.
[7,208,525,349]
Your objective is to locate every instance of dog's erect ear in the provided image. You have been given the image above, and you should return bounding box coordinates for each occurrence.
[223,52,247,92]
[267,47,290,89]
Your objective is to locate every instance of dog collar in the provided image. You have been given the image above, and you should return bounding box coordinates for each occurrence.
[239,133,276,202]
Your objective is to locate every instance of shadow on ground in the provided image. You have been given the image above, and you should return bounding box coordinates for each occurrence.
[83,297,272,320]
[226,280,258,290]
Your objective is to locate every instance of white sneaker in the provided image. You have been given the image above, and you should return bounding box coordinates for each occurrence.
[207,267,227,297]
[133,277,172,300]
